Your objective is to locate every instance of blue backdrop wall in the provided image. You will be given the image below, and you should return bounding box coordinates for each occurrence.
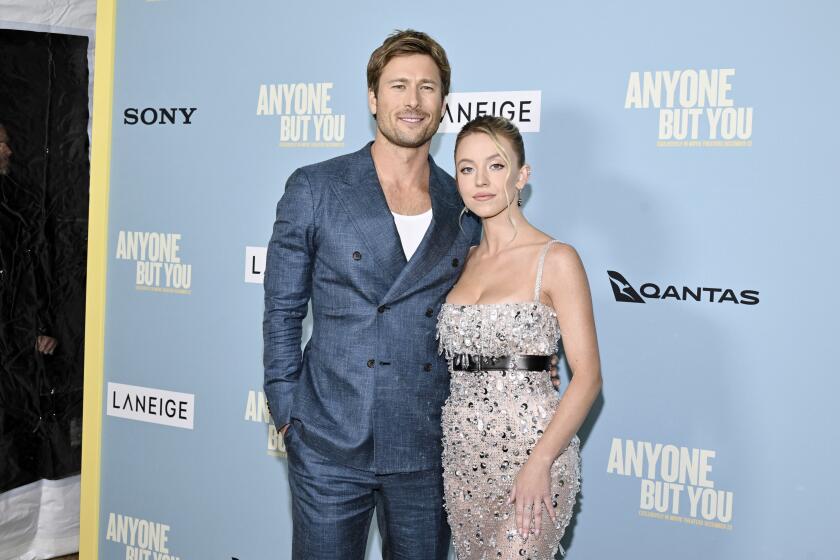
[94,1,839,558]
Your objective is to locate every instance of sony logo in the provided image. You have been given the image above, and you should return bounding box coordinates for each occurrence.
[123,107,197,125]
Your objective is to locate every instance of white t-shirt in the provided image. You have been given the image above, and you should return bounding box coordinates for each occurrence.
[392,208,433,260]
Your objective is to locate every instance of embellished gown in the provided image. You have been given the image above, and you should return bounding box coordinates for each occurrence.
[437,241,581,560]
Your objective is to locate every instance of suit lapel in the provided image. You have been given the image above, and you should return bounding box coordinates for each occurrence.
[329,143,407,293]
[384,159,461,302]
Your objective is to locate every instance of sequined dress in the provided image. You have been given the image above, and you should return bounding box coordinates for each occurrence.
[437,241,581,560]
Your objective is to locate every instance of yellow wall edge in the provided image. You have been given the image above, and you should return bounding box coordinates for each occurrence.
[80,1,117,558]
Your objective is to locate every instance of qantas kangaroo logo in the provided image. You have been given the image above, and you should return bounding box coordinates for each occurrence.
[607,271,645,303]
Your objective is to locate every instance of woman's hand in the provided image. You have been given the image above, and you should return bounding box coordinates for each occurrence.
[549,354,561,389]
[508,455,555,538]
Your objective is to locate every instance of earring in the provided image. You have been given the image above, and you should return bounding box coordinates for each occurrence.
[517,191,522,207]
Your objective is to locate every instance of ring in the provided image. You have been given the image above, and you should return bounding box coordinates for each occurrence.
[524,504,533,510]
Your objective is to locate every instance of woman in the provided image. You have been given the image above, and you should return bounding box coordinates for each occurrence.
[438,116,602,559]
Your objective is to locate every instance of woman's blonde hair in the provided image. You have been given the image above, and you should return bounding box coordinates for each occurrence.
[455,116,526,238]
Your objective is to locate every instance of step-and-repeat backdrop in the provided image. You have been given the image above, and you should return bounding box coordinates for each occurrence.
[86,1,838,558]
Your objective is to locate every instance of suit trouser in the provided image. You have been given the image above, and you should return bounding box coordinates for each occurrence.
[284,423,451,560]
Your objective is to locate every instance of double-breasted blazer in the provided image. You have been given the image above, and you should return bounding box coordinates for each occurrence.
[263,142,480,473]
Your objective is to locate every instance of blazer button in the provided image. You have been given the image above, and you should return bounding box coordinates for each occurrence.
[451,258,459,267]
[367,359,375,368]
[425,307,434,317]
[377,305,386,313]
[423,363,432,372]
[352,251,362,261]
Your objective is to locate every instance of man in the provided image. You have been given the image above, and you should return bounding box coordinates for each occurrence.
[263,31,480,559]
[0,123,57,355]
[0,122,58,493]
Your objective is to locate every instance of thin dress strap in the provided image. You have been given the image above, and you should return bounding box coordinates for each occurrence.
[533,240,561,302]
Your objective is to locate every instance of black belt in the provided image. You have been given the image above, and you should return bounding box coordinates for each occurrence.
[452,354,552,372]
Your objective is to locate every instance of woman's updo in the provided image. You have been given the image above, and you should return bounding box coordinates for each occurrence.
[454,115,525,169]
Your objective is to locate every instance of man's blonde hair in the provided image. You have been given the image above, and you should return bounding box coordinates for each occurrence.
[367,30,451,99]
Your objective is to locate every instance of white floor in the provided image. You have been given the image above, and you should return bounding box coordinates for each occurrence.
[0,476,80,560]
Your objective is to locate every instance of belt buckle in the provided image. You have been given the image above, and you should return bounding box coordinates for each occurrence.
[455,354,477,371]
[479,356,500,370]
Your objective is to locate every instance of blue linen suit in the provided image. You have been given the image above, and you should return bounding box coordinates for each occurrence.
[263,142,480,559]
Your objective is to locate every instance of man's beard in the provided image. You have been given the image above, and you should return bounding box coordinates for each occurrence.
[378,114,439,149]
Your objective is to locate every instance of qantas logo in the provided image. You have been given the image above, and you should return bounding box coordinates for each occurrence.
[607,270,759,305]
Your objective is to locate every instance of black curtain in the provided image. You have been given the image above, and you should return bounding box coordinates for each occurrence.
[0,29,89,493]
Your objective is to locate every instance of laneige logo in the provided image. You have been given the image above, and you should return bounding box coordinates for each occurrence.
[107,382,195,429]
[244,246,267,284]
[438,91,542,133]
